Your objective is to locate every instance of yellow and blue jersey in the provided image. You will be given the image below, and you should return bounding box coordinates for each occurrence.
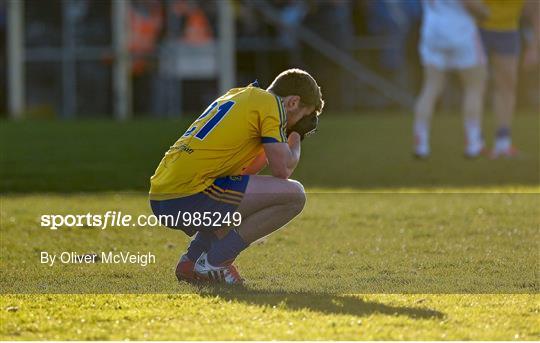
[481,0,525,31]
[149,84,287,200]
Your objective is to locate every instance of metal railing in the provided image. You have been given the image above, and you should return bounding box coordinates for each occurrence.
[6,0,235,120]
[6,0,415,120]
[245,0,414,109]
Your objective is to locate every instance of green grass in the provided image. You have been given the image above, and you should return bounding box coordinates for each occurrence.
[1,111,539,192]
[1,193,538,294]
[1,294,538,340]
[1,112,539,340]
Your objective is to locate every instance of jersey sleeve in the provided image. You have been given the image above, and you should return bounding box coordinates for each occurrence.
[259,95,288,143]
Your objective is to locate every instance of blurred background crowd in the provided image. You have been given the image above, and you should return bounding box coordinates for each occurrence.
[0,0,538,118]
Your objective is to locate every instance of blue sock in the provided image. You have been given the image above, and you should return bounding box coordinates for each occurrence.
[496,127,510,139]
[207,229,248,266]
[186,231,215,261]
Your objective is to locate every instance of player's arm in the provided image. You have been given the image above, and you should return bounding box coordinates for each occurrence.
[523,0,539,36]
[461,0,489,21]
[257,93,299,178]
[242,150,268,175]
[522,0,539,68]
[263,132,301,179]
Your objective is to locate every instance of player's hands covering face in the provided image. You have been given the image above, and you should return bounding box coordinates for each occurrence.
[287,113,318,141]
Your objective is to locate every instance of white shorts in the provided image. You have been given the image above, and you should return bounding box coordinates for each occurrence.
[419,30,486,70]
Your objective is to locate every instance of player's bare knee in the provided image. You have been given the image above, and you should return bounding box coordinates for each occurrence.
[494,69,517,91]
[286,180,306,213]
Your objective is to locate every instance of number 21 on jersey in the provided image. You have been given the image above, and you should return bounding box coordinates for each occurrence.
[182,100,235,140]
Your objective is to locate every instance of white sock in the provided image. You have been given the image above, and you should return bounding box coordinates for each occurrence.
[414,120,430,155]
[495,136,511,152]
[464,119,483,153]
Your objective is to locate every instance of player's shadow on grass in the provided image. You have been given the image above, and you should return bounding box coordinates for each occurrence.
[195,284,444,320]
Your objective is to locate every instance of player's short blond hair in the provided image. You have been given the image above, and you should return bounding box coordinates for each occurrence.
[267,69,324,116]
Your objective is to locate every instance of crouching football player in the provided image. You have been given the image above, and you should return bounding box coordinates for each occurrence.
[149,69,324,284]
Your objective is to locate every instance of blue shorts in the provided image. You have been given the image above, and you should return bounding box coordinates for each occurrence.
[480,29,521,56]
[150,175,250,236]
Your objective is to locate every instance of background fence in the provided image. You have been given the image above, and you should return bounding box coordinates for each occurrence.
[2,0,539,119]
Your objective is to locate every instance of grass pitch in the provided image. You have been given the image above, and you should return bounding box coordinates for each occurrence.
[1,111,539,340]
[2,294,538,340]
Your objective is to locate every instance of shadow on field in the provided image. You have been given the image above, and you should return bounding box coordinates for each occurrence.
[196,285,444,320]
